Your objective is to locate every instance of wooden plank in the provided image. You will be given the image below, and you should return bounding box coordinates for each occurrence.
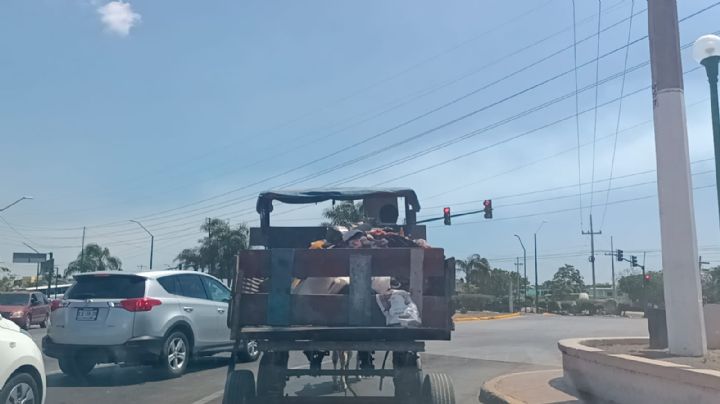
[348,254,373,326]
[239,326,451,341]
[409,249,424,315]
[445,257,456,330]
[293,248,414,278]
[229,254,244,339]
[291,295,347,326]
[267,249,293,326]
[422,248,445,277]
[250,226,329,248]
[237,250,270,278]
[421,296,449,328]
[257,340,425,352]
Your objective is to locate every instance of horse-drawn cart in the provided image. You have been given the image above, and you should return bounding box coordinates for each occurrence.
[222,189,456,404]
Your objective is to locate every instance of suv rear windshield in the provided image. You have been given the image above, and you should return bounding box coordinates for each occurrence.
[65,275,146,300]
[0,293,30,305]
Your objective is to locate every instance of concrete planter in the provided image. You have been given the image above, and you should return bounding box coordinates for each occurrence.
[559,337,720,404]
[705,304,720,349]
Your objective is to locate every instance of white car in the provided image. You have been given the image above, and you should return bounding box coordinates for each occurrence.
[0,317,46,404]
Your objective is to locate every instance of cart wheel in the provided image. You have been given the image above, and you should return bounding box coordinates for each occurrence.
[256,351,288,397]
[223,370,255,404]
[393,351,422,401]
[422,373,455,404]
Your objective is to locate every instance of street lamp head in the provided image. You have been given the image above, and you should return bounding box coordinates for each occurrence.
[21,196,33,200]
[693,34,720,63]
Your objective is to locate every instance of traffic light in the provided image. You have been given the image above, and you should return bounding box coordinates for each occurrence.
[644,274,652,282]
[443,207,451,225]
[483,199,493,219]
[631,255,638,267]
[617,249,623,262]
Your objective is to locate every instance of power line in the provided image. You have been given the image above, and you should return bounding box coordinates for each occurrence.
[589,0,604,214]
[58,2,655,231]
[600,0,636,230]
[572,0,584,230]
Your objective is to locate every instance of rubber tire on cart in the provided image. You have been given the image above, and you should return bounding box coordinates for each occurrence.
[40,315,49,328]
[393,351,422,401]
[59,354,96,378]
[237,339,260,362]
[422,373,455,404]
[222,369,256,404]
[256,351,288,397]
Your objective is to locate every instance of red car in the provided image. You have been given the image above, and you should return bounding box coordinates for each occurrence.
[0,292,50,330]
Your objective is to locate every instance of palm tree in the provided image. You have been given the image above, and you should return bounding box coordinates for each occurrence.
[65,243,122,277]
[321,201,364,227]
[176,248,203,271]
[456,254,491,290]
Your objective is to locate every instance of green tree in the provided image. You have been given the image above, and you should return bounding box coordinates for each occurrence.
[548,264,585,301]
[0,267,15,292]
[702,266,720,304]
[618,271,664,306]
[456,254,491,289]
[65,243,122,277]
[321,201,364,227]
[175,218,249,284]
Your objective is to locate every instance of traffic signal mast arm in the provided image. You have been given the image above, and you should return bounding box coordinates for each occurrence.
[417,205,491,224]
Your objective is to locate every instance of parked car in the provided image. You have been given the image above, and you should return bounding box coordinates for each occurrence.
[0,292,51,330]
[0,316,46,404]
[42,270,259,378]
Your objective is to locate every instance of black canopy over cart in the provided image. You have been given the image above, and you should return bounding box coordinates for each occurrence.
[223,188,456,403]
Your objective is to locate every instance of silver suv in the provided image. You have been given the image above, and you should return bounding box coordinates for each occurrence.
[42,270,258,378]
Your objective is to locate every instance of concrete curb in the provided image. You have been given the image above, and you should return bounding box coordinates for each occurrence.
[559,337,720,404]
[478,372,527,404]
[454,312,521,322]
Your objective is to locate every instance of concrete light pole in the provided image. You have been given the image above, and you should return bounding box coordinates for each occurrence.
[130,220,154,270]
[648,0,706,356]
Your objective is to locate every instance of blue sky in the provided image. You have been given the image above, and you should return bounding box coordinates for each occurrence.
[2,0,720,287]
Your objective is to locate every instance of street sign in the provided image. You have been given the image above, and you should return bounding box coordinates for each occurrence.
[12,252,46,263]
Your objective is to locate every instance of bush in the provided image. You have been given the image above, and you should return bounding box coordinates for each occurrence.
[453,293,494,312]
[547,301,560,313]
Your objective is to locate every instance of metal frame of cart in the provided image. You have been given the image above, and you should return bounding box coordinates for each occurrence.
[223,189,456,404]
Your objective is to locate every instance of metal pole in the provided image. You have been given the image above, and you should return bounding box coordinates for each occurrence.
[648,0,706,356]
[514,234,527,312]
[150,235,154,270]
[515,257,521,312]
[700,55,720,226]
[130,220,154,270]
[80,226,86,274]
[534,232,539,313]
[611,236,616,299]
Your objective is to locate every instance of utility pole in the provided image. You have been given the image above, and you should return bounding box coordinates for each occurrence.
[534,233,539,313]
[581,214,602,299]
[610,236,616,299]
[80,226,86,272]
[648,0,706,356]
[207,218,214,275]
[699,256,710,272]
[514,257,522,312]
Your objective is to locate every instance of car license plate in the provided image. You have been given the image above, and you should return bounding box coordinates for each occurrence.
[76,308,98,321]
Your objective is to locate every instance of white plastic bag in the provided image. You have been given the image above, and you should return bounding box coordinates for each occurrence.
[375,290,421,327]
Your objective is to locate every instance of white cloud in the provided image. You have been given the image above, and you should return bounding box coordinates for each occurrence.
[97,1,141,36]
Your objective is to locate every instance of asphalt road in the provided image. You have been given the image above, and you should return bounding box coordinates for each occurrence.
[27,315,647,404]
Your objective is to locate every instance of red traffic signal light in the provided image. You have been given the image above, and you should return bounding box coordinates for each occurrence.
[644,274,651,282]
[443,207,451,225]
[483,199,493,219]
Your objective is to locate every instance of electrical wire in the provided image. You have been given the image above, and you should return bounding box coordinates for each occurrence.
[572,0,584,230]
[589,0,604,214]
[599,0,636,230]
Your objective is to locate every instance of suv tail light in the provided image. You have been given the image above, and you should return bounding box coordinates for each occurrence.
[50,300,63,312]
[120,297,162,312]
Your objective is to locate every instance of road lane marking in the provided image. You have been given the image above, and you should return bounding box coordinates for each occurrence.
[191,360,331,404]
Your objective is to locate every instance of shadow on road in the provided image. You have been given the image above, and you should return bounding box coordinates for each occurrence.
[47,356,230,388]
